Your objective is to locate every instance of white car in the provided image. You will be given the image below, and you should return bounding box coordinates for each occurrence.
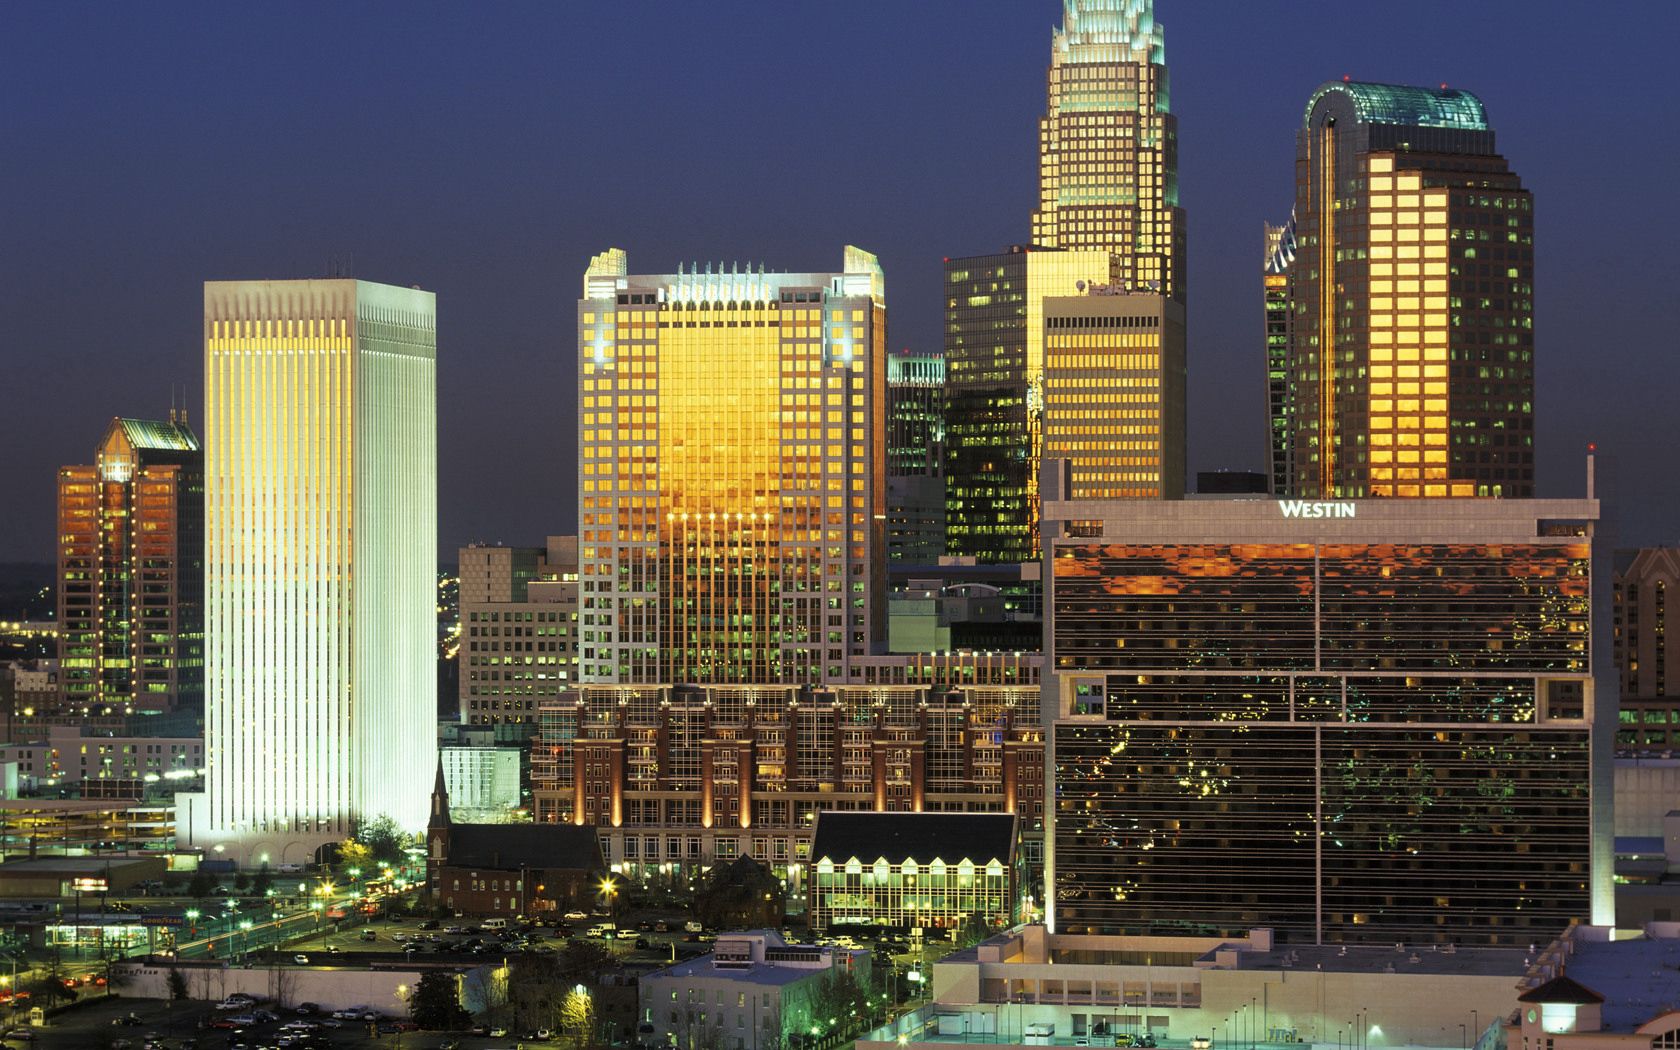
[293,954,310,964]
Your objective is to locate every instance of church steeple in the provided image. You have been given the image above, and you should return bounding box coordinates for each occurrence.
[426,758,451,881]
[429,758,451,829]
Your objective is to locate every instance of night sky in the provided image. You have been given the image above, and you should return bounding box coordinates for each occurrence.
[3,2,1676,564]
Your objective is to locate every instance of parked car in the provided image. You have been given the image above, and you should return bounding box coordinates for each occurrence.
[418,919,440,930]
[293,954,310,964]
[295,1002,321,1016]
[563,910,588,921]
[360,929,377,941]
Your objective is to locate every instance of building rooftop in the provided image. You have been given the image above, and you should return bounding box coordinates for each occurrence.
[647,957,819,988]
[1232,941,1530,979]
[812,812,1016,866]
[1518,974,1604,1004]
[116,417,200,453]
[1555,930,1680,1031]
[1305,80,1488,131]
[644,931,849,988]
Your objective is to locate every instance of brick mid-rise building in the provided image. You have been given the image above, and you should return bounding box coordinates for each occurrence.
[532,673,1044,900]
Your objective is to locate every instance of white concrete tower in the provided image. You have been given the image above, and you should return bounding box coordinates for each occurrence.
[196,279,437,863]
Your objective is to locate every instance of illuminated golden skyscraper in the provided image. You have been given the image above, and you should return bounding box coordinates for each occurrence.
[1032,0,1184,302]
[1282,81,1534,498]
[194,279,437,860]
[577,248,886,685]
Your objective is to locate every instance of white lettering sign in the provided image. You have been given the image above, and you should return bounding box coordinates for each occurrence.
[1277,500,1357,519]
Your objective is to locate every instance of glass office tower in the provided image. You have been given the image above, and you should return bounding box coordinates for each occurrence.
[886,349,946,564]
[576,248,886,685]
[1031,0,1184,302]
[943,248,1118,564]
[57,416,203,718]
[1281,81,1534,498]
[1042,485,1614,945]
[201,279,437,855]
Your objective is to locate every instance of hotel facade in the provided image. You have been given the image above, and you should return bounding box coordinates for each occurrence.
[1042,476,1615,945]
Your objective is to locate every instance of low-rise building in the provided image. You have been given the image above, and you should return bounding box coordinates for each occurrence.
[0,854,167,897]
[0,724,202,796]
[809,812,1021,933]
[863,924,1531,1050]
[1506,923,1680,1050]
[640,930,872,1050]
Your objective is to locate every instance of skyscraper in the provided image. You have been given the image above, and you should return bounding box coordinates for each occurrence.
[885,349,946,564]
[943,247,1119,564]
[1031,0,1184,302]
[1042,290,1184,500]
[198,279,437,856]
[945,0,1186,564]
[576,248,886,686]
[1279,81,1534,498]
[57,416,203,718]
[1263,217,1297,495]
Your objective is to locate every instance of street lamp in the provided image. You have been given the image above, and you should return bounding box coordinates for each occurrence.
[599,877,618,921]
[185,909,200,938]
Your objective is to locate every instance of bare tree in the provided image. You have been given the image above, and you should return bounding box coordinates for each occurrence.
[757,1005,785,1050]
[673,1008,727,1050]
[266,965,298,1008]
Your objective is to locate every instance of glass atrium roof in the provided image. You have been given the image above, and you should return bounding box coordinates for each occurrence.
[1305,80,1488,131]
[117,418,200,452]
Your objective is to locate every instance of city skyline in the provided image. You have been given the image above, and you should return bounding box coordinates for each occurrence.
[2,2,1677,566]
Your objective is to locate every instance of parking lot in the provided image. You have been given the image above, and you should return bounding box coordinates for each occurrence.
[1,991,593,1050]
[254,910,714,968]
